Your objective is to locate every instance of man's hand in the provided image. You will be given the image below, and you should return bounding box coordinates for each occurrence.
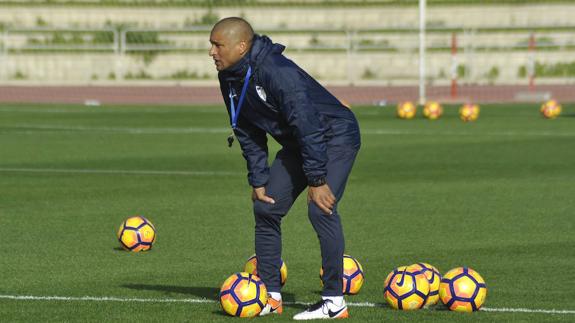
[252,187,276,204]
[308,184,336,215]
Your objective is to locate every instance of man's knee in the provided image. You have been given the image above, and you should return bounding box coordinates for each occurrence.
[308,202,336,219]
[308,202,344,239]
[253,200,284,222]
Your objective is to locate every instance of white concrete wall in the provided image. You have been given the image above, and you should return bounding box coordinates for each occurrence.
[2,50,573,85]
[0,4,574,29]
[1,4,574,85]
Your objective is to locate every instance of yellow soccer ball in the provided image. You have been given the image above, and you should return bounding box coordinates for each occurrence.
[409,263,442,307]
[540,100,562,119]
[320,254,365,295]
[219,272,268,317]
[384,265,430,310]
[397,101,417,119]
[423,102,443,120]
[244,254,288,286]
[439,267,487,312]
[117,216,156,252]
[459,103,480,122]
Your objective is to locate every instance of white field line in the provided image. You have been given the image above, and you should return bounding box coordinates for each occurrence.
[3,124,575,137]
[0,168,242,177]
[480,307,575,314]
[0,107,223,114]
[0,108,89,113]
[0,294,574,315]
[4,124,229,134]
[362,129,575,137]
[0,294,213,304]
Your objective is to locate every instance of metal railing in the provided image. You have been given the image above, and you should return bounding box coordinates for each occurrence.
[1,26,574,84]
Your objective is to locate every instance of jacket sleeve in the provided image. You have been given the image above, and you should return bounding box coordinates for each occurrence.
[219,78,270,187]
[265,64,328,184]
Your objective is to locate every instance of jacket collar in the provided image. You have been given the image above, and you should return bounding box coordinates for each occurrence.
[221,53,250,82]
[219,34,285,82]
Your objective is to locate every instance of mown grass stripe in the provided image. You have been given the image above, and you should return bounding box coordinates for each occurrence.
[0,168,242,176]
[1,294,574,315]
[4,124,575,137]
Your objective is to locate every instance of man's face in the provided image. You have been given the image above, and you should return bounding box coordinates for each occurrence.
[209,29,245,72]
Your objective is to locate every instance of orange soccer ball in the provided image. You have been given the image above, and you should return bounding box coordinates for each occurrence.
[439,267,487,312]
[384,265,430,310]
[423,102,444,120]
[540,100,562,119]
[459,103,480,122]
[244,254,288,286]
[409,263,442,307]
[397,101,417,119]
[117,216,156,252]
[320,254,365,295]
[219,272,268,317]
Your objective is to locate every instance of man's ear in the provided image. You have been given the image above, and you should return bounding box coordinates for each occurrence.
[238,40,248,55]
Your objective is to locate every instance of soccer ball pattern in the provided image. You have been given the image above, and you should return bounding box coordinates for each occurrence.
[397,101,417,119]
[320,254,365,295]
[219,272,268,317]
[459,103,480,122]
[244,254,288,286]
[117,216,156,252]
[540,100,562,119]
[439,267,487,312]
[423,102,443,120]
[384,265,430,310]
[410,263,442,307]
[341,255,365,295]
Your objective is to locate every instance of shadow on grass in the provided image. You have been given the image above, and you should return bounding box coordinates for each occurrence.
[283,292,306,310]
[122,284,219,300]
[121,283,303,309]
[309,290,453,312]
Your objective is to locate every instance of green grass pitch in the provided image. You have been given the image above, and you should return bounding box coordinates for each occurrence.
[0,102,574,322]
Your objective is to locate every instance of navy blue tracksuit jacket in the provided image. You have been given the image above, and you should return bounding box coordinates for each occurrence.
[218,34,361,296]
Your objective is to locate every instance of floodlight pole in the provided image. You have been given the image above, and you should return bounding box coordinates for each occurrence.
[117,30,126,81]
[418,0,426,105]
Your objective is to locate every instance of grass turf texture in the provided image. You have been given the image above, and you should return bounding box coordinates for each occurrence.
[0,103,574,322]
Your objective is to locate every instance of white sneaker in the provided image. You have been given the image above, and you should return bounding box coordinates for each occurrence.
[293,299,349,320]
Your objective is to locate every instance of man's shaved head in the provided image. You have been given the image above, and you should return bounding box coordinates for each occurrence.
[212,17,254,47]
[209,17,255,71]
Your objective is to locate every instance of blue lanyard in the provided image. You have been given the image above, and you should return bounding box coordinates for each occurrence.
[229,66,252,130]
